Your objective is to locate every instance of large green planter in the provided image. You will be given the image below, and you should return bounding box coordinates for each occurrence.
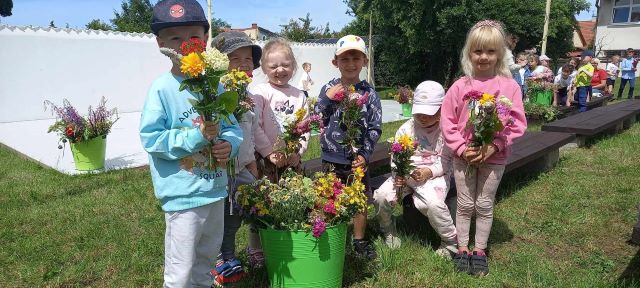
[259,223,347,288]
[533,90,552,106]
[401,103,412,117]
[70,136,106,171]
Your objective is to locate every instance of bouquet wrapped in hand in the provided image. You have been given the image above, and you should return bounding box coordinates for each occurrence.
[278,108,322,157]
[333,85,369,161]
[388,135,417,201]
[463,90,513,172]
[160,38,239,171]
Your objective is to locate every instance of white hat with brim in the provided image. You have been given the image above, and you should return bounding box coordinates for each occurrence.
[335,35,368,56]
[412,81,445,116]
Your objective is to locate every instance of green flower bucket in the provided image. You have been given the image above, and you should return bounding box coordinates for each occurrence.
[534,90,552,106]
[259,223,347,288]
[70,136,107,171]
[401,103,412,117]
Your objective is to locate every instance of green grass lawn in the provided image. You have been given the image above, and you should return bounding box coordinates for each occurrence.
[2,121,640,287]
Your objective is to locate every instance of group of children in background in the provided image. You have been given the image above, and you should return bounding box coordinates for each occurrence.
[140,0,530,286]
[511,45,637,113]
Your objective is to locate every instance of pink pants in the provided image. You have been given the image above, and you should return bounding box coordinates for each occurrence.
[453,158,505,250]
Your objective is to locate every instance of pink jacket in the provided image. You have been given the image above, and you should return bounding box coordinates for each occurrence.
[440,76,527,165]
[250,83,309,157]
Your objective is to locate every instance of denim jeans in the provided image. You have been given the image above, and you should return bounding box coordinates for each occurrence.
[618,78,636,99]
[576,86,589,112]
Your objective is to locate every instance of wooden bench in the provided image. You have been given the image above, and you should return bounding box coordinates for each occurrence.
[542,100,640,146]
[300,131,575,245]
[569,94,611,110]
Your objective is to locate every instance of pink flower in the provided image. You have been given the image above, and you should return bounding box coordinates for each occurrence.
[463,90,483,101]
[356,92,369,106]
[334,90,345,102]
[295,119,311,134]
[391,142,403,153]
[312,218,327,238]
[333,181,343,196]
[323,201,337,215]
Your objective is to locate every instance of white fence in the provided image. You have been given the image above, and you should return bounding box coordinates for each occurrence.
[0,25,367,123]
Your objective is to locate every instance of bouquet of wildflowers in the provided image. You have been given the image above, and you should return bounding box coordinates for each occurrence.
[236,167,367,238]
[463,90,513,173]
[221,69,253,120]
[278,108,321,157]
[388,135,417,200]
[160,38,239,170]
[45,97,118,149]
[394,85,413,104]
[333,84,369,161]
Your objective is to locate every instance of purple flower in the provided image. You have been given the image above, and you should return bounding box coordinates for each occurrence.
[391,143,403,153]
[312,218,327,238]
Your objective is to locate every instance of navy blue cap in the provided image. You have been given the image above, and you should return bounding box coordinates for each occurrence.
[151,0,210,36]
[581,49,594,59]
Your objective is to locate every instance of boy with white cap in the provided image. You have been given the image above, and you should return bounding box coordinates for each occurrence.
[372,81,457,259]
[315,35,383,260]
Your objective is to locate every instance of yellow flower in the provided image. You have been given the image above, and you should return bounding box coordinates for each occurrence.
[479,93,496,106]
[398,134,414,150]
[180,53,205,77]
[294,108,306,123]
[354,167,364,180]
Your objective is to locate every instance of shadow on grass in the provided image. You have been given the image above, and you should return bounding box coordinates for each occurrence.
[617,248,640,287]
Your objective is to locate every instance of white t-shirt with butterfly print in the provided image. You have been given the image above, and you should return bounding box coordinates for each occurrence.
[249,82,309,157]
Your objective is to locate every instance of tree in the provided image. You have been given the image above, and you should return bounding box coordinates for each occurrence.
[49,21,56,28]
[0,0,12,17]
[280,13,332,42]
[86,19,113,31]
[344,0,590,87]
[210,17,230,37]
[111,0,153,33]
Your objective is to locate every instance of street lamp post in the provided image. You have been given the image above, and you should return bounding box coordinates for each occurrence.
[541,0,551,55]
[207,0,213,46]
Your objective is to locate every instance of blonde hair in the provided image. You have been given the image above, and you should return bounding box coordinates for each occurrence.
[261,38,298,74]
[460,23,511,79]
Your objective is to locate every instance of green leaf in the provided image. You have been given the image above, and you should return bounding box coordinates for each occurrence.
[216,91,239,114]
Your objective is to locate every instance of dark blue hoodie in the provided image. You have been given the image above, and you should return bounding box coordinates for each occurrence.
[315,78,382,165]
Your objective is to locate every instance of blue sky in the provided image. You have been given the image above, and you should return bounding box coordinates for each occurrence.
[1,0,596,32]
[0,0,355,32]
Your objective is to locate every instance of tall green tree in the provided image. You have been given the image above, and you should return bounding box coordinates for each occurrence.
[0,0,12,17]
[111,0,153,33]
[210,18,230,37]
[86,19,113,31]
[280,13,335,42]
[49,21,56,28]
[344,0,590,87]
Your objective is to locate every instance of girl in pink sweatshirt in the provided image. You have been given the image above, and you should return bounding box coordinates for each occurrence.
[250,38,308,182]
[440,20,526,276]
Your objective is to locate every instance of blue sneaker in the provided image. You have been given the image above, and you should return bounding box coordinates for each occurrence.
[453,251,470,274]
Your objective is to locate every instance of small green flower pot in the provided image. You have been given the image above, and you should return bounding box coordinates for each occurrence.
[259,223,347,288]
[70,136,106,171]
[401,103,412,117]
[534,90,552,106]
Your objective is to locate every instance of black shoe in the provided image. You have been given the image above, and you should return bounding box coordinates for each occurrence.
[453,251,471,274]
[469,251,489,276]
[353,239,377,260]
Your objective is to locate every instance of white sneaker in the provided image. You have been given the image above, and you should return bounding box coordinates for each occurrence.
[435,244,456,259]
[383,233,402,249]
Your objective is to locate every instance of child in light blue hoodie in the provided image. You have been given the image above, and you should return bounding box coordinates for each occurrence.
[139,1,242,286]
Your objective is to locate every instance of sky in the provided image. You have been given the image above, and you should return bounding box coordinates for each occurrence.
[0,0,355,33]
[1,0,596,32]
